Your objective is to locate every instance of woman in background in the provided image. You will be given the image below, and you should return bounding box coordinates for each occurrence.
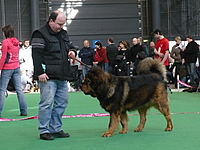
[170,36,184,88]
[93,41,109,72]
[114,41,130,76]
[0,25,27,117]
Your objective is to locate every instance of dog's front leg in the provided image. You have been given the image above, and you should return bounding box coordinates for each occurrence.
[102,112,120,137]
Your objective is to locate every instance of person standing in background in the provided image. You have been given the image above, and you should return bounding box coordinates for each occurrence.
[114,41,130,76]
[19,40,33,76]
[0,25,27,117]
[31,10,76,140]
[19,39,34,91]
[93,41,109,72]
[129,38,145,75]
[138,37,149,56]
[153,29,170,70]
[149,41,155,58]
[170,36,184,88]
[78,40,94,78]
[183,35,199,87]
[106,37,118,74]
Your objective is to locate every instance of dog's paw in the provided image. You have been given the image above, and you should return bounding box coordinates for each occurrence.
[134,127,143,132]
[119,130,127,134]
[165,127,173,131]
[102,132,113,137]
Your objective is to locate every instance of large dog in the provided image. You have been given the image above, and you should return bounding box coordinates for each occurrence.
[81,58,173,137]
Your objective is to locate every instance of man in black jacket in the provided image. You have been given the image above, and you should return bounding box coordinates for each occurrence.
[31,10,76,140]
[106,37,118,74]
[184,35,199,86]
[129,38,146,75]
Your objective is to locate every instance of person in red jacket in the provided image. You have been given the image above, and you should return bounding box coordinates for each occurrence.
[0,25,27,117]
[93,41,109,72]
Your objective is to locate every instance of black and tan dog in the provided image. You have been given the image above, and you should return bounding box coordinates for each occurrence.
[81,58,173,137]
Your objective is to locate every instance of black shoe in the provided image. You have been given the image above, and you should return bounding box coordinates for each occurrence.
[40,133,54,140]
[51,130,70,138]
[20,113,27,116]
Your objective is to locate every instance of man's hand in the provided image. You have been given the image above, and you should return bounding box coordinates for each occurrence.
[158,53,164,58]
[68,51,76,60]
[93,62,98,65]
[38,73,49,83]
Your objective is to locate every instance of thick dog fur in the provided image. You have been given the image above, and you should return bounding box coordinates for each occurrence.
[81,57,173,137]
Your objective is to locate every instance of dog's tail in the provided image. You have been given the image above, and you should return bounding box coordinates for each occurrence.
[136,57,167,82]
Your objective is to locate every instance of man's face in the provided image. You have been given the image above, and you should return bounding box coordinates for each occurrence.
[154,33,160,39]
[137,38,141,44]
[49,14,66,33]
[84,41,89,47]
[132,38,138,45]
[186,38,192,43]
[24,40,30,47]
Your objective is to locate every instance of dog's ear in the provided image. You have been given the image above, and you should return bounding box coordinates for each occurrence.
[89,67,112,84]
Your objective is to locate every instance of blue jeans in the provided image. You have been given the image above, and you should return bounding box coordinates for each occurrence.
[0,68,27,117]
[186,63,198,86]
[38,80,68,134]
[108,65,113,74]
[82,65,91,78]
[104,63,108,72]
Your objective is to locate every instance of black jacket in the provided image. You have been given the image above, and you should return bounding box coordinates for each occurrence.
[31,24,76,80]
[129,44,144,62]
[184,40,199,63]
[106,43,118,67]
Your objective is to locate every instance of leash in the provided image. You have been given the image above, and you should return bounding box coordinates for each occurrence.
[69,49,91,69]
[73,57,91,69]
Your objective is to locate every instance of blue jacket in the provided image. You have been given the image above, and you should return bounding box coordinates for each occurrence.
[78,47,94,65]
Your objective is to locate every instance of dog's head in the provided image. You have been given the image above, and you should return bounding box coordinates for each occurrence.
[80,67,111,98]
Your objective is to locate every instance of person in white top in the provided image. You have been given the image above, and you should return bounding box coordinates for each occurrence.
[19,40,33,91]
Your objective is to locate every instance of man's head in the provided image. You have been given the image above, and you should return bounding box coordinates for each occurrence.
[84,40,90,48]
[132,38,138,45]
[48,10,66,33]
[23,40,30,47]
[186,35,193,43]
[153,29,163,39]
[107,37,114,44]
[137,37,143,45]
